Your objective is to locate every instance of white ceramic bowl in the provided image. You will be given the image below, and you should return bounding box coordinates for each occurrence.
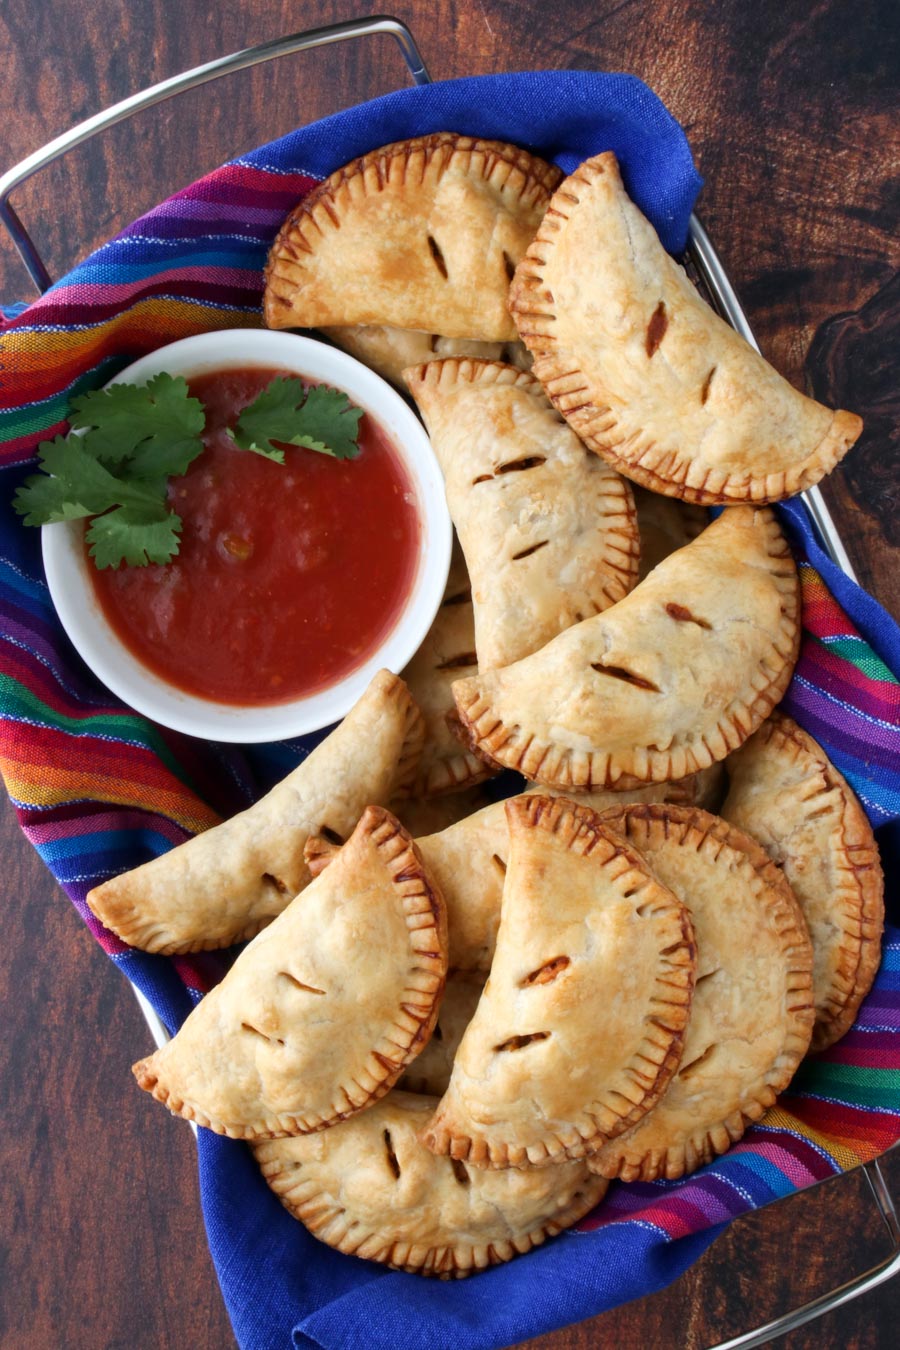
[42,329,452,742]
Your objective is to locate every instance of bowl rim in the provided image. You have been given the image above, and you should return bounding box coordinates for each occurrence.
[41,328,452,743]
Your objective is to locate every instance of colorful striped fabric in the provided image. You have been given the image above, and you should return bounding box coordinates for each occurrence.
[0,72,896,1350]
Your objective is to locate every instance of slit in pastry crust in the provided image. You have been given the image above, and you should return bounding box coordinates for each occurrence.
[421,794,696,1168]
[265,134,562,342]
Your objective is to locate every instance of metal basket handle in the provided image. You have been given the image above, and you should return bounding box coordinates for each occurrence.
[1,14,892,1344]
[0,14,430,293]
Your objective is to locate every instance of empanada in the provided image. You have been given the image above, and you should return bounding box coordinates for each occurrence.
[590,804,814,1182]
[401,540,493,797]
[133,807,447,1139]
[453,507,799,789]
[422,795,696,1168]
[86,669,423,954]
[722,711,883,1051]
[405,358,639,670]
[509,152,861,504]
[320,324,530,388]
[253,1091,607,1278]
[265,134,562,341]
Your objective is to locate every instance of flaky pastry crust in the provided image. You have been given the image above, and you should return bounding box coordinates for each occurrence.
[421,795,696,1168]
[453,507,800,790]
[722,710,884,1051]
[132,807,447,1139]
[401,540,494,797]
[253,1091,607,1277]
[86,670,423,954]
[509,152,861,504]
[589,804,815,1182]
[405,358,639,671]
[265,133,562,341]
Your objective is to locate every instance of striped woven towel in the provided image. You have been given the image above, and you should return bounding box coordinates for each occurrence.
[0,72,896,1350]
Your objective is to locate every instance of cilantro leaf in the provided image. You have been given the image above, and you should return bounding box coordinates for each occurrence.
[85,503,183,569]
[228,377,363,461]
[69,372,206,476]
[13,435,164,524]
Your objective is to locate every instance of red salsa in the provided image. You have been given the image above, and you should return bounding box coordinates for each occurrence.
[88,366,421,705]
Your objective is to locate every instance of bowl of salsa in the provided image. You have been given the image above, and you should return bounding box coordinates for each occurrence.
[41,329,452,742]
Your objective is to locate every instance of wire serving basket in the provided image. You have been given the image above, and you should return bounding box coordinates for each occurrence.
[1,15,896,1348]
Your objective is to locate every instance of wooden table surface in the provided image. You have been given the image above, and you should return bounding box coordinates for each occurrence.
[0,2,897,1347]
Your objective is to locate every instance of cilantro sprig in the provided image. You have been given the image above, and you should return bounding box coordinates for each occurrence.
[228,376,363,463]
[14,370,363,569]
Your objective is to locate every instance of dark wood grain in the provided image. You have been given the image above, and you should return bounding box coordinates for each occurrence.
[0,2,897,1348]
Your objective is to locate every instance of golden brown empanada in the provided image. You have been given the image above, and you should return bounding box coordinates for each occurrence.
[590,805,814,1182]
[509,152,861,504]
[86,669,423,954]
[405,358,639,671]
[400,972,486,1096]
[253,1091,607,1277]
[422,795,696,1168]
[453,507,799,790]
[721,711,884,1051]
[133,807,447,1139]
[401,540,494,797]
[265,134,562,342]
[320,324,530,388]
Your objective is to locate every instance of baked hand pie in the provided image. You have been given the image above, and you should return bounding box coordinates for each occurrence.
[422,795,696,1168]
[721,710,884,1051]
[253,1091,608,1278]
[86,669,423,954]
[265,134,562,341]
[405,358,639,671]
[453,506,800,790]
[133,807,447,1139]
[307,796,511,973]
[509,151,861,504]
[401,539,494,797]
[320,324,530,388]
[589,804,814,1182]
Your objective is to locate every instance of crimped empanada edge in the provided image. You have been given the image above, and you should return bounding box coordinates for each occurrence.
[256,1153,608,1278]
[724,710,884,1053]
[589,804,816,1183]
[508,151,862,505]
[421,794,697,1168]
[452,512,800,790]
[132,806,448,1140]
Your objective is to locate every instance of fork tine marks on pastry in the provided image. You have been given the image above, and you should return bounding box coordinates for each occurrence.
[421,795,696,1168]
[509,151,861,504]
